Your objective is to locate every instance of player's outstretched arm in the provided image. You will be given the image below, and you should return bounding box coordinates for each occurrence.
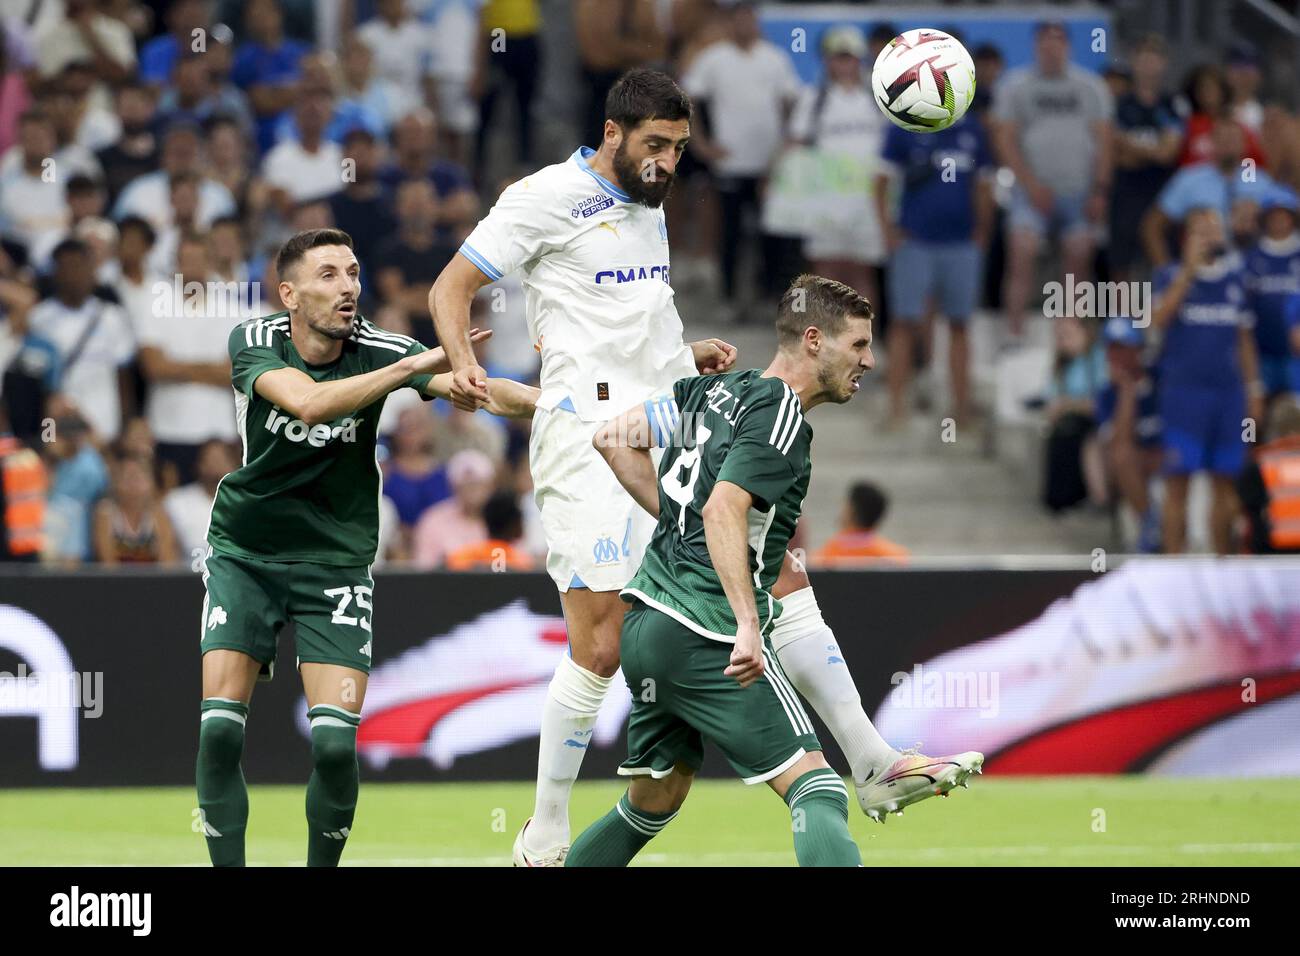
[255,352,440,426]
[592,403,661,518]
[430,253,495,410]
[423,374,539,419]
[702,481,765,687]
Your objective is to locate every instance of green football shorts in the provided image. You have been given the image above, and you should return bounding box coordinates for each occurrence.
[618,600,822,784]
[199,546,375,679]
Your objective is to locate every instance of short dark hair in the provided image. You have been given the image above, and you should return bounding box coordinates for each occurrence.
[848,482,887,529]
[774,274,873,350]
[65,173,101,196]
[51,237,91,262]
[117,215,156,247]
[275,228,354,279]
[605,68,692,131]
[483,490,523,541]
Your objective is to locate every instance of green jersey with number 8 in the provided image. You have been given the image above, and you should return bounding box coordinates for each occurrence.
[622,369,812,643]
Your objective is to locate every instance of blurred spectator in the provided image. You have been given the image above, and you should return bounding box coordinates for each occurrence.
[259,82,344,207]
[112,215,159,341]
[445,489,534,570]
[1225,41,1263,134]
[136,231,240,485]
[682,0,801,313]
[34,0,135,93]
[382,404,451,534]
[438,403,507,463]
[92,452,180,564]
[812,481,908,566]
[337,34,418,138]
[147,169,204,273]
[877,105,994,428]
[1243,187,1300,398]
[421,0,481,163]
[0,109,71,269]
[0,20,33,156]
[112,122,236,234]
[272,51,385,146]
[994,21,1114,341]
[1095,317,1162,552]
[473,0,542,172]
[209,215,252,287]
[40,400,106,565]
[379,109,477,237]
[1041,315,1107,512]
[1238,397,1300,553]
[27,239,134,442]
[1151,207,1260,553]
[231,0,310,154]
[789,26,883,306]
[204,115,260,218]
[329,128,396,287]
[64,171,105,230]
[53,59,119,152]
[970,42,1005,127]
[1109,34,1180,282]
[1145,120,1277,267]
[357,0,434,96]
[0,407,47,562]
[574,0,665,147]
[95,81,160,205]
[157,49,255,136]
[139,0,212,86]
[374,178,457,338]
[1175,64,1265,169]
[411,447,494,568]
[163,437,236,558]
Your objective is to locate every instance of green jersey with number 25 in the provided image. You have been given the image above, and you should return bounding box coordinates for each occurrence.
[622,369,813,643]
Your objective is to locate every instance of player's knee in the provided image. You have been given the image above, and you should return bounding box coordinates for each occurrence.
[199,717,244,767]
[628,772,692,815]
[311,732,357,772]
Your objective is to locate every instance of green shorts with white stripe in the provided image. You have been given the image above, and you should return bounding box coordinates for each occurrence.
[618,600,821,785]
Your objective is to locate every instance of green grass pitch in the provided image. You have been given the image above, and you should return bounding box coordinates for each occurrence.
[3,777,1298,866]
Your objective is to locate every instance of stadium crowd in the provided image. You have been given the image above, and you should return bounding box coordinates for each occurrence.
[1,1,1299,566]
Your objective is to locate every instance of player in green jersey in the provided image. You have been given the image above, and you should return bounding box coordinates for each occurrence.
[568,275,981,866]
[196,229,536,866]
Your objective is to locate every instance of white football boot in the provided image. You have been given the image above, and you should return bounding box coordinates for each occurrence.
[512,818,568,867]
[856,748,984,822]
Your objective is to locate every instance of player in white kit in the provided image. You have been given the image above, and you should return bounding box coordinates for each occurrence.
[430,69,980,865]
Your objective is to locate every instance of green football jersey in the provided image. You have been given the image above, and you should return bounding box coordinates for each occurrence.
[623,368,813,643]
[206,312,435,566]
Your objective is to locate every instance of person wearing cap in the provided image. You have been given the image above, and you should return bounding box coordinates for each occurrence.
[1110,34,1181,282]
[1151,206,1262,553]
[788,24,885,310]
[1095,317,1162,551]
[411,447,498,568]
[993,20,1114,340]
[1244,186,1300,399]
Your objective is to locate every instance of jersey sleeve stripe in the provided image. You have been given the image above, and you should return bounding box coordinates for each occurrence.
[643,399,667,446]
[778,401,803,454]
[245,322,254,347]
[458,242,503,281]
[768,385,793,447]
[354,335,409,354]
[356,319,413,346]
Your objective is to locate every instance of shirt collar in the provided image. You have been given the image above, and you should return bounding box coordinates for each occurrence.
[572,146,631,203]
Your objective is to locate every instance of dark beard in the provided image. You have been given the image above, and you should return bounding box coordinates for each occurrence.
[613,141,674,207]
[308,310,355,340]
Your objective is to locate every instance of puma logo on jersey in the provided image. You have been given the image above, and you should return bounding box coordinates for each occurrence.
[597,220,621,239]
[207,605,227,630]
[264,410,363,447]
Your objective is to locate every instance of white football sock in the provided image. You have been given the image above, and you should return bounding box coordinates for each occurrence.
[526,653,612,853]
[771,587,897,784]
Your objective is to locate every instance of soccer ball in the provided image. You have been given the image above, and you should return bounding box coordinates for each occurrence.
[871,28,976,133]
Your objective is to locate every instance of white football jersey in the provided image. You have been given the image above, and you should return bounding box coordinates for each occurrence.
[459,147,696,421]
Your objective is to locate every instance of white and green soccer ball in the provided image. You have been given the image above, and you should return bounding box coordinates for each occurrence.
[870,28,977,133]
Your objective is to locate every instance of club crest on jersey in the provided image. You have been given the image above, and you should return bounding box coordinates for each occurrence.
[572,194,615,219]
[265,409,363,447]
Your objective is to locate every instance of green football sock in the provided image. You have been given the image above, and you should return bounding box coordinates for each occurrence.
[785,768,862,867]
[305,705,361,867]
[196,698,250,867]
[565,792,677,867]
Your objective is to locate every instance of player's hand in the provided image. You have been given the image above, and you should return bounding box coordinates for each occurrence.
[691,338,737,375]
[449,362,491,412]
[724,621,765,688]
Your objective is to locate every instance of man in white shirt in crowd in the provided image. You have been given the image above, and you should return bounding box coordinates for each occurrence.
[0,109,71,270]
[681,0,802,317]
[112,122,236,235]
[28,238,135,442]
[164,437,238,560]
[136,232,244,484]
[260,82,345,209]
